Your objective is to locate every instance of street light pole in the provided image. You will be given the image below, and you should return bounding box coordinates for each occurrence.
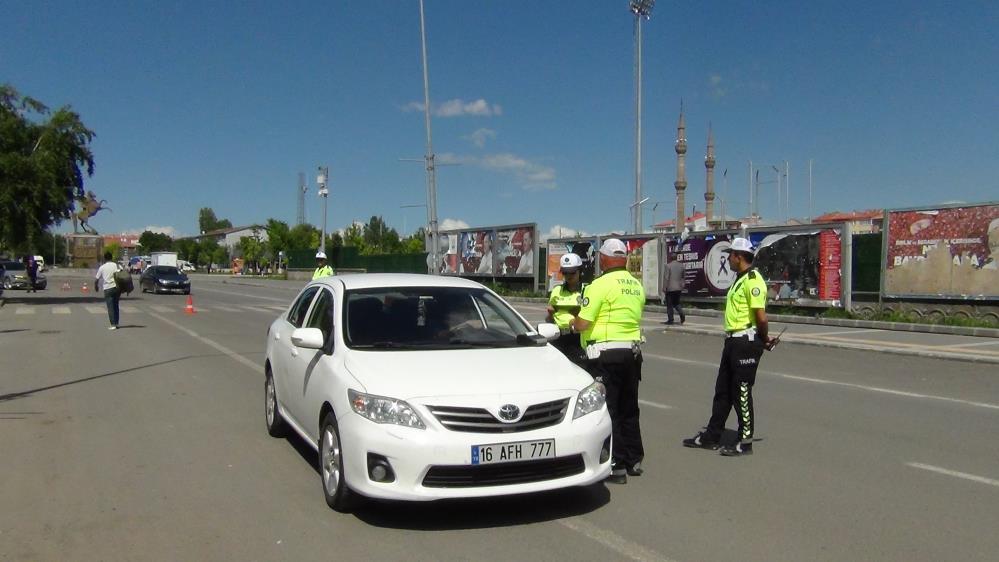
[630,0,654,234]
[317,166,329,252]
[418,0,440,274]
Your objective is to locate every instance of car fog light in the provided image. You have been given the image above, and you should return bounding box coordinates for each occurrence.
[367,453,396,483]
[600,436,611,464]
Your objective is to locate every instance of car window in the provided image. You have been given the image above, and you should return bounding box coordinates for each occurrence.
[3,262,25,271]
[306,289,335,346]
[344,287,531,349]
[156,266,180,275]
[287,286,320,328]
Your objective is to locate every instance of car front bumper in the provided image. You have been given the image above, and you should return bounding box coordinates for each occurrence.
[337,407,612,501]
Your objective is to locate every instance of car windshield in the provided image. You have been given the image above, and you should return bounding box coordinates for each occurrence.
[344,286,533,350]
[3,262,26,271]
[155,266,180,275]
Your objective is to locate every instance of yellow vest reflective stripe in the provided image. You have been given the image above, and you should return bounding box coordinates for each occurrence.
[312,265,334,280]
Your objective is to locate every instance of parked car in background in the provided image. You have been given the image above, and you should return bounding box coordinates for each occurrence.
[139,265,191,294]
[1,261,47,290]
[128,255,152,274]
[33,255,46,272]
[178,260,196,272]
[264,273,611,512]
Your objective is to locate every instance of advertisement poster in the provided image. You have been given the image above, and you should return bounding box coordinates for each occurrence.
[545,238,599,291]
[458,230,494,275]
[620,237,657,298]
[494,226,535,276]
[666,236,736,297]
[884,204,999,298]
[437,232,459,275]
[818,230,842,301]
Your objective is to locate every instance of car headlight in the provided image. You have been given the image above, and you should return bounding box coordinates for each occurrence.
[572,381,606,420]
[348,389,425,429]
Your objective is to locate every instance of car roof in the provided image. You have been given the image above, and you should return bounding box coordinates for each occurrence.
[313,273,487,291]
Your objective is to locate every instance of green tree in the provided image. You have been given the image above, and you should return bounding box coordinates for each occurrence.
[0,85,96,249]
[343,222,365,252]
[212,246,229,270]
[105,241,122,261]
[198,207,233,233]
[288,223,320,250]
[401,227,428,254]
[138,230,173,252]
[264,218,290,257]
[238,236,263,272]
[174,238,199,263]
[197,238,221,268]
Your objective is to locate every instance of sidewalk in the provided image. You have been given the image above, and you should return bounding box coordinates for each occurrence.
[506,298,999,365]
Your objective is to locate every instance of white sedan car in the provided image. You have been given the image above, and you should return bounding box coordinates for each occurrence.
[264,273,612,512]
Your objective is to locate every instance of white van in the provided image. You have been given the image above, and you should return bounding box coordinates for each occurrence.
[33,255,46,271]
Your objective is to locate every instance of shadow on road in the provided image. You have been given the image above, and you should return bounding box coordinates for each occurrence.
[0,353,222,403]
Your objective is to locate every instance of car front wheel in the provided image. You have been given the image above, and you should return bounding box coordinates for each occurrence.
[264,370,287,437]
[320,412,356,512]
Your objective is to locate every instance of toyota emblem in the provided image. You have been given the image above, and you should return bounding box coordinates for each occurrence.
[498,404,520,421]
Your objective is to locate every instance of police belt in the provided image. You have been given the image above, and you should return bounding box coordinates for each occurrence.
[726,327,757,340]
[587,341,636,352]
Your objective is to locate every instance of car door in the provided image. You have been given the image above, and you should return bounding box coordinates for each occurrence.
[287,287,336,438]
[274,286,320,428]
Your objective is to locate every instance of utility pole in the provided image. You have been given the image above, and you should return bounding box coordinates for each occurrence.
[630,0,655,234]
[317,166,329,253]
[808,159,814,223]
[418,0,440,274]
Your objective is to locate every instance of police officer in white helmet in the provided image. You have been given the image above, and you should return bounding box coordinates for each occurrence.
[313,250,334,280]
[545,253,586,366]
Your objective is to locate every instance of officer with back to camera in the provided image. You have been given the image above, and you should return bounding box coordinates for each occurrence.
[545,253,586,366]
[569,238,645,484]
[313,250,334,280]
[682,237,780,457]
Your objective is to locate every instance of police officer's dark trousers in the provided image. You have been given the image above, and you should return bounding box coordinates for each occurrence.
[705,335,764,444]
[587,348,644,468]
[551,334,587,367]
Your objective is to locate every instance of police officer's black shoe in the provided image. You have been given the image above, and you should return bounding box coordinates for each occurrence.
[682,431,720,450]
[606,465,628,484]
[626,462,644,476]
[719,442,753,457]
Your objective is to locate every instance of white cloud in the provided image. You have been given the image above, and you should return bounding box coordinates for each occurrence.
[709,73,727,99]
[540,225,590,242]
[440,218,470,231]
[463,128,497,148]
[434,152,556,190]
[401,98,502,117]
[141,225,180,237]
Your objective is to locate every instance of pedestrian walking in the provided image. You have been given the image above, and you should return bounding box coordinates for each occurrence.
[545,253,586,366]
[570,238,645,483]
[25,256,39,293]
[95,251,122,330]
[682,237,780,456]
[662,253,685,324]
[313,251,334,280]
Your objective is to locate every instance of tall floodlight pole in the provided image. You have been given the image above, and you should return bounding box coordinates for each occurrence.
[418,0,440,274]
[808,159,814,223]
[630,0,654,234]
[317,166,329,252]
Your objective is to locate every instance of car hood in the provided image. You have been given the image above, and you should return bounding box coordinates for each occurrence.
[343,345,592,400]
[153,273,188,281]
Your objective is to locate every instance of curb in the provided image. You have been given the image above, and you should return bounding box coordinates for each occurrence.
[503,297,999,339]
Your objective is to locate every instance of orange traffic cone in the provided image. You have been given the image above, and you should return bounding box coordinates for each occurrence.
[81,283,89,294]
[184,294,196,315]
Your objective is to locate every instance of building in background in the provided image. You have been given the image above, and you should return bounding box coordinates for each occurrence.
[813,210,883,234]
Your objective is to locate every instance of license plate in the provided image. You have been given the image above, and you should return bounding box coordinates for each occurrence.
[470,439,555,465]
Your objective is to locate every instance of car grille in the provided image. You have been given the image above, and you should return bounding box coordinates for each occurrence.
[428,398,570,433]
[422,455,585,488]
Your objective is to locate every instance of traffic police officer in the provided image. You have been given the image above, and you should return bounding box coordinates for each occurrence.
[313,251,334,280]
[546,253,586,366]
[682,237,779,456]
[570,238,645,483]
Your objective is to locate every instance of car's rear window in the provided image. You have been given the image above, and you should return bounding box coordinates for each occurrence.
[155,266,180,275]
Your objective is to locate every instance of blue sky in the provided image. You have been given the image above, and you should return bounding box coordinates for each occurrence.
[3,1,997,239]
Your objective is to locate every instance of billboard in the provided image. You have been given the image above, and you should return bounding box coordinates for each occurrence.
[884,204,999,298]
[665,228,843,305]
[438,223,537,279]
[545,238,599,291]
[620,236,660,298]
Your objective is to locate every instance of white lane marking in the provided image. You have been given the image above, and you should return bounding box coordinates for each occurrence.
[805,328,883,337]
[52,306,71,314]
[121,305,140,313]
[212,305,243,313]
[264,305,288,311]
[938,340,999,349]
[557,517,675,562]
[638,399,673,410]
[85,306,104,314]
[148,312,259,371]
[643,352,999,411]
[907,463,999,488]
[193,285,289,302]
[150,305,174,313]
[15,308,34,315]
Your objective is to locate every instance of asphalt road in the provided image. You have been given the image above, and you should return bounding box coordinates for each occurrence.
[2,274,997,561]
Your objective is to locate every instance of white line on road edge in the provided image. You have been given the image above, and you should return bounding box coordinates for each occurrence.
[557,517,676,562]
[906,463,999,488]
[148,312,260,372]
[643,352,999,411]
[638,399,673,410]
[192,285,289,302]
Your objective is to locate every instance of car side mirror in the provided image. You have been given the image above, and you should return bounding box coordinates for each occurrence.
[536,323,561,342]
[291,327,325,350]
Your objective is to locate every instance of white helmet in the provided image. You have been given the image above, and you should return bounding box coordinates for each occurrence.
[315,251,327,259]
[559,253,583,272]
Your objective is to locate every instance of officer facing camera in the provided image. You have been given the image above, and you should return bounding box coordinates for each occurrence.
[313,250,334,280]
[682,237,780,457]
[545,253,586,366]
[569,238,645,484]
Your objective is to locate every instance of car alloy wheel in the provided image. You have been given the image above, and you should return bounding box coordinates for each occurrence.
[264,371,286,437]
[320,412,355,512]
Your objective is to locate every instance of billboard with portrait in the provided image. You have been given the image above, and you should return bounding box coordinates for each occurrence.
[438,223,537,280]
[883,203,999,298]
[494,225,536,277]
[545,238,598,291]
[457,230,494,275]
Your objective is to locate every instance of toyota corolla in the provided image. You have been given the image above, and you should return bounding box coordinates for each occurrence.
[264,274,611,512]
